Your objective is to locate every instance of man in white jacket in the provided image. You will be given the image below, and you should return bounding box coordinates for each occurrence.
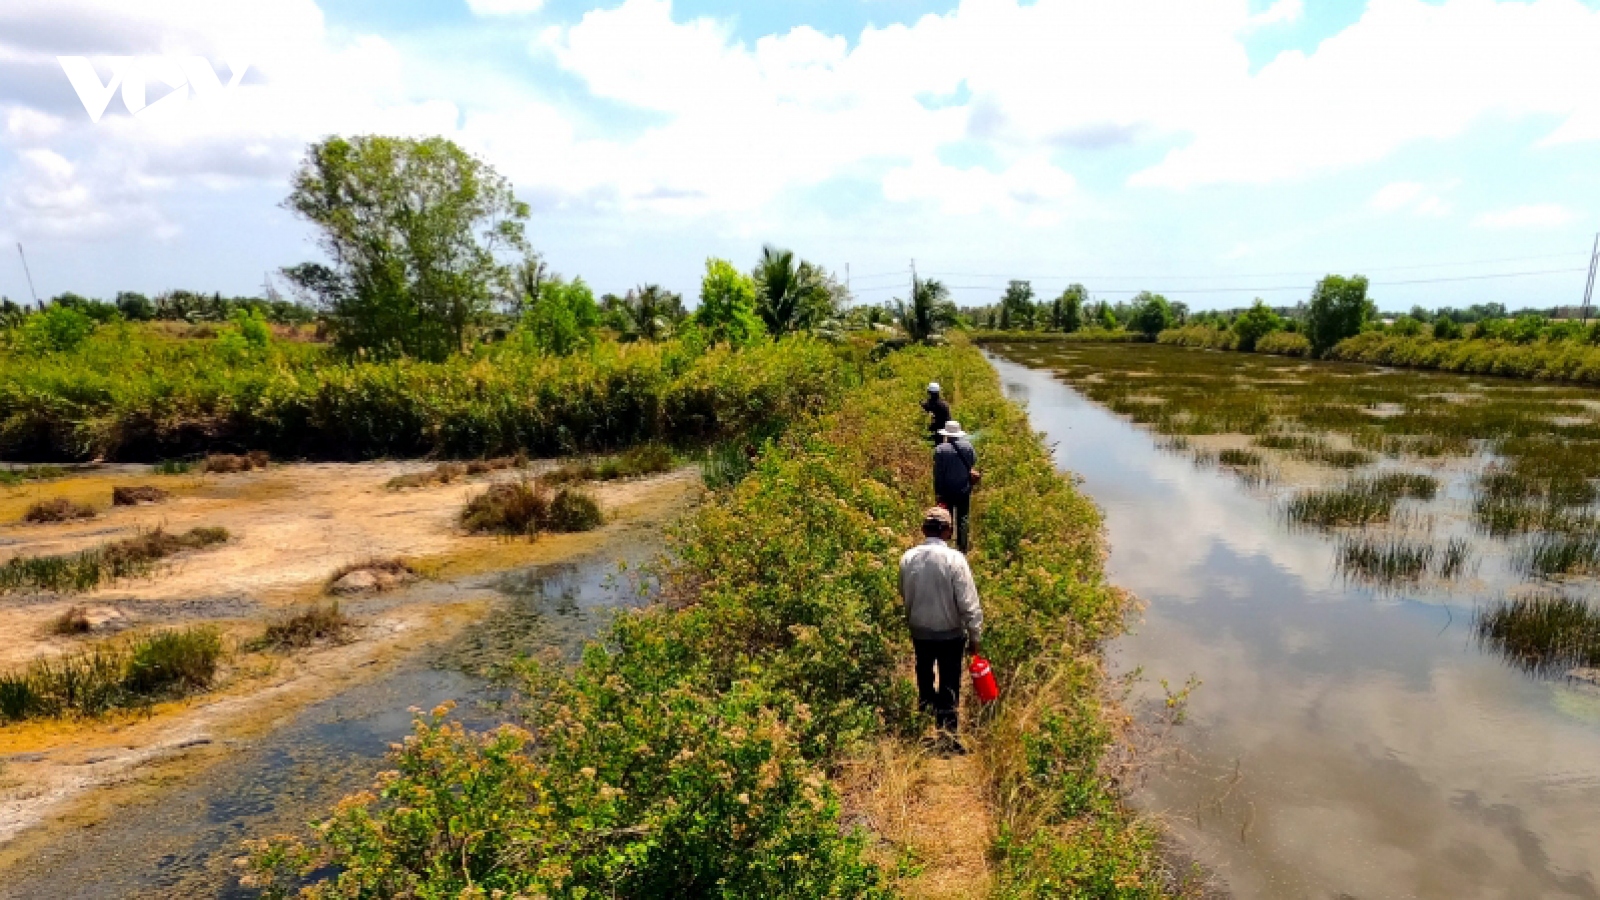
[898,506,984,741]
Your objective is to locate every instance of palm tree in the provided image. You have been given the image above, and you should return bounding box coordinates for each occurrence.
[752,245,838,335]
[602,284,686,341]
[896,277,956,342]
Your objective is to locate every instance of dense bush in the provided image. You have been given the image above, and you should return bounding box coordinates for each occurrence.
[0,327,852,461]
[1254,330,1311,356]
[247,342,1163,897]
[1326,332,1600,383]
[1157,324,1237,350]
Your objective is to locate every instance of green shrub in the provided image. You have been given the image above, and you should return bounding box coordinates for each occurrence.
[0,328,850,461]
[1326,332,1600,384]
[0,626,223,722]
[1254,331,1311,357]
[0,526,229,594]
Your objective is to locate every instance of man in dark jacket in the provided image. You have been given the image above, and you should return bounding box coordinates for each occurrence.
[932,420,978,552]
[921,382,950,444]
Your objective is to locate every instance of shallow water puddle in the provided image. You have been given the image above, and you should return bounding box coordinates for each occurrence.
[989,352,1600,900]
[0,541,658,900]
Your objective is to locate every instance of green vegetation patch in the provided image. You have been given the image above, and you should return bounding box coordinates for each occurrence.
[1476,593,1600,674]
[0,626,223,722]
[540,443,675,485]
[0,526,230,594]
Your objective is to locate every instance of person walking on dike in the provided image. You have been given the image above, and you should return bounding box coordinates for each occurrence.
[921,382,951,444]
[899,506,984,749]
[932,420,979,553]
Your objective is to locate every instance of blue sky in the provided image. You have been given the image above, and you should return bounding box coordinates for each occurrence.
[1,0,1597,313]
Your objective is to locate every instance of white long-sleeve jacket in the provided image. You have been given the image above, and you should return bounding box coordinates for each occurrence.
[898,537,983,642]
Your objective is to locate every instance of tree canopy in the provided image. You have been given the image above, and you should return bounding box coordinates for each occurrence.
[695,258,765,347]
[1305,275,1374,356]
[282,135,530,361]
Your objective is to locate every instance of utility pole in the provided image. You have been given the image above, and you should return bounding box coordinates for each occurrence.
[1583,232,1598,325]
[16,243,39,307]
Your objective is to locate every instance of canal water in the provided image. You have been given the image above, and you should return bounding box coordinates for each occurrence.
[0,543,657,900]
[989,353,1600,900]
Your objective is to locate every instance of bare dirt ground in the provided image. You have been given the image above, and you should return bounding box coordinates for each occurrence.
[0,461,702,849]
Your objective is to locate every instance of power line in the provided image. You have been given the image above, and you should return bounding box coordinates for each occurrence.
[919,251,1592,283]
[904,266,1589,298]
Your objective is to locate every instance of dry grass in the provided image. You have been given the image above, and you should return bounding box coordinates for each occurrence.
[21,498,97,523]
[201,451,270,474]
[459,480,603,536]
[324,557,419,594]
[49,606,91,635]
[112,485,171,506]
[541,445,675,485]
[253,602,354,651]
[386,454,526,490]
[838,737,993,900]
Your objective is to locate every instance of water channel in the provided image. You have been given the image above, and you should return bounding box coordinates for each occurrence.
[989,352,1600,900]
[0,541,657,900]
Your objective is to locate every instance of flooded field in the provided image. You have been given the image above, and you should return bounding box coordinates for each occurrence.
[988,344,1600,899]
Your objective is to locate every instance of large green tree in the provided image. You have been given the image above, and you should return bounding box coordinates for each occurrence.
[695,258,765,347]
[1232,299,1284,351]
[283,135,530,361]
[1129,291,1174,339]
[1053,284,1086,332]
[1305,274,1374,356]
[998,280,1037,330]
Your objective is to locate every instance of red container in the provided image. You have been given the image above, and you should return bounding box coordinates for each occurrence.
[969,655,999,704]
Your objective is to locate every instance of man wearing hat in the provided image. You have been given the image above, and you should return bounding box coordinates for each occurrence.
[921,382,951,444]
[900,505,984,744]
[932,419,979,552]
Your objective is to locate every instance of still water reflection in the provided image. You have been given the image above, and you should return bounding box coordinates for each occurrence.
[990,353,1600,900]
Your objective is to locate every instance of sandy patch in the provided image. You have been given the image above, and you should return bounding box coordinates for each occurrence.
[0,463,700,668]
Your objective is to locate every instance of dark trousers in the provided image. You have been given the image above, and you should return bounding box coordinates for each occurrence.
[938,493,971,552]
[913,636,966,732]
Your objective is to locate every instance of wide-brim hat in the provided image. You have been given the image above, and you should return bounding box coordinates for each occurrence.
[938,420,969,438]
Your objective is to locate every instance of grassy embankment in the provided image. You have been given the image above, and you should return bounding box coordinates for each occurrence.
[0,324,849,461]
[987,323,1600,384]
[244,342,1169,898]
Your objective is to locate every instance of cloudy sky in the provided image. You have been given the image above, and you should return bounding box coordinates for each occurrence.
[1,0,1597,312]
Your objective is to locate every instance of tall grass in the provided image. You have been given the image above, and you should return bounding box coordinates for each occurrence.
[1476,593,1600,674]
[0,526,230,594]
[0,626,223,722]
[1516,533,1600,578]
[1336,535,1473,585]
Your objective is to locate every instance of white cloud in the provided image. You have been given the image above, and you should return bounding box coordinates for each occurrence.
[466,0,546,14]
[1471,203,1580,229]
[883,155,1075,221]
[1367,180,1452,218]
[1133,0,1600,188]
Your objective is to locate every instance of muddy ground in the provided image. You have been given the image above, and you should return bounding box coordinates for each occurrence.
[0,460,702,852]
